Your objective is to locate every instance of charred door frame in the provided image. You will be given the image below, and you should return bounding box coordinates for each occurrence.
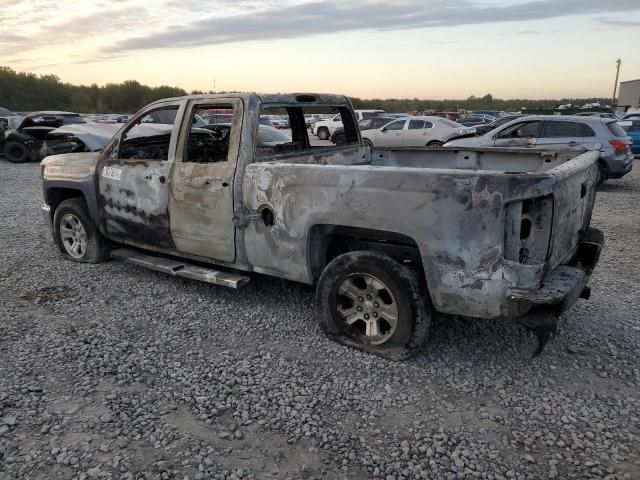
[95,99,186,248]
[168,97,244,262]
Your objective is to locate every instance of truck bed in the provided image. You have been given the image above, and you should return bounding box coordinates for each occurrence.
[243,147,599,319]
[267,146,580,173]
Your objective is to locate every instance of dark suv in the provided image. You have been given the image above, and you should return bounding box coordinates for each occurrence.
[3,111,85,163]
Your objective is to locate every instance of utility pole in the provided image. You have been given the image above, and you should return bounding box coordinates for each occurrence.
[612,59,621,107]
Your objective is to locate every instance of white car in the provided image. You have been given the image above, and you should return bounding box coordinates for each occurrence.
[361,116,476,148]
[313,109,385,140]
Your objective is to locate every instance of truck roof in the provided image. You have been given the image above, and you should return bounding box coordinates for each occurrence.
[144,92,352,108]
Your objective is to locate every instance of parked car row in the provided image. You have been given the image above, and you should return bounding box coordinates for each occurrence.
[309,108,635,184]
[2,105,637,188]
[445,115,634,184]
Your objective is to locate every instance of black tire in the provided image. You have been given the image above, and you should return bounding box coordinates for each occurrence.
[363,139,373,149]
[4,141,29,163]
[596,163,607,187]
[427,140,443,147]
[53,198,111,263]
[315,251,431,360]
[317,127,330,140]
[333,133,346,145]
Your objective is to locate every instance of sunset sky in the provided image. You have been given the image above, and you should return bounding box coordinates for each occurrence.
[1,0,639,99]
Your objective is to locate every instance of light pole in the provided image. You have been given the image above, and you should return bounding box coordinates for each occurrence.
[612,59,621,107]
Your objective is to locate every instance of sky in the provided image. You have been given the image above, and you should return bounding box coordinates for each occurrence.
[1,0,639,99]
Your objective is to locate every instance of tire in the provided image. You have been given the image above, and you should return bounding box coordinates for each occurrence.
[596,163,607,187]
[427,140,443,147]
[4,141,29,163]
[317,127,330,140]
[315,251,431,360]
[333,133,346,145]
[53,198,111,263]
[363,139,373,149]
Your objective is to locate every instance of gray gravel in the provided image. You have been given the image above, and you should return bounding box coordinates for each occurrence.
[1,158,639,480]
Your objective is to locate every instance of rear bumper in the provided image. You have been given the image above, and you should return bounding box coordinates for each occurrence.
[505,228,604,319]
[603,152,634,179]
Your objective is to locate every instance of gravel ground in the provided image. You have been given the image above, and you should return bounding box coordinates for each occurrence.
[0,158,639,480]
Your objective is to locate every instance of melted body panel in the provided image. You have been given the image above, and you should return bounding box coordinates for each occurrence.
[242,149,599,318]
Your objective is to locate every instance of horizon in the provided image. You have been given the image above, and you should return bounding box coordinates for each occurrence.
[2,1,640,99]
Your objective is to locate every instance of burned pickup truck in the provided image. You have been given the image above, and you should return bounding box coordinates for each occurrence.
[41,93,603,359]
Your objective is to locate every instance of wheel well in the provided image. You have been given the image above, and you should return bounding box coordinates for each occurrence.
[598,159,608,176]
[308,225,423,281]
[46,188,85,213]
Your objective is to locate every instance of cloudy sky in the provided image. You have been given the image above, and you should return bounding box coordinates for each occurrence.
[1,0,639,99]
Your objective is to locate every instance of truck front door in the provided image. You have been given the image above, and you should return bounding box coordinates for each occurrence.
[168,99,242,262]
[97,102,183,248]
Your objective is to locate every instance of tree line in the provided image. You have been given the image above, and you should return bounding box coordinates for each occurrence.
[0,67,187,113]
[1,66,611,114]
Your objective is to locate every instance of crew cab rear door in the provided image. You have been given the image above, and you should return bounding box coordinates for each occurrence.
[168,98,243,262]
[97,101,183,248]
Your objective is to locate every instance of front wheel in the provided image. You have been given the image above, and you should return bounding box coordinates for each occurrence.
[363,139,373,149]
[4,141,30,163]
[53,198,111,263]
[315,251,431,360]
[427,140,443,147]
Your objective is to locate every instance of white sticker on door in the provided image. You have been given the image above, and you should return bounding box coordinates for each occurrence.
[102,166,122,180]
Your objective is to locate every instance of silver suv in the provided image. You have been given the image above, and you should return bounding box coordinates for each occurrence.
[445,115,633,184]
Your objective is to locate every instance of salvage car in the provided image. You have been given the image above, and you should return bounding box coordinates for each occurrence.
[4,111,85,163]
[330,116,396,145]
[40,123,121,158]
[445,115,634,184]
[362,116,476,148]
[0,115,16,151]
[41,93,604,359]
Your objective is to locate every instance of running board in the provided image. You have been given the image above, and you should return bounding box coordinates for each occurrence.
[110,248,250,289]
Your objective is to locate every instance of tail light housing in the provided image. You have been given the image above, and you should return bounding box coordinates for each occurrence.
[609,139,629,152]
[504,196,554,265]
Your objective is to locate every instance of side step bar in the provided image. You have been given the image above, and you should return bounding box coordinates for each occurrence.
[110,248,250,289]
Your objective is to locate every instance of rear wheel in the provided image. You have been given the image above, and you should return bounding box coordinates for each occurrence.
[53,198,111,263]
[427,140,443,147]
[317,127,330,140]
[363,139,373,149]
[4,141,29,163]
[333,133,346,145]
[315,251,431,360]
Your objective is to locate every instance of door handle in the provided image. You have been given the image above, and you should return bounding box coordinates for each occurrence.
[569,141,578,146]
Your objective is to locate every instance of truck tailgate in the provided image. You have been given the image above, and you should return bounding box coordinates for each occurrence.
[547,151,599,269]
